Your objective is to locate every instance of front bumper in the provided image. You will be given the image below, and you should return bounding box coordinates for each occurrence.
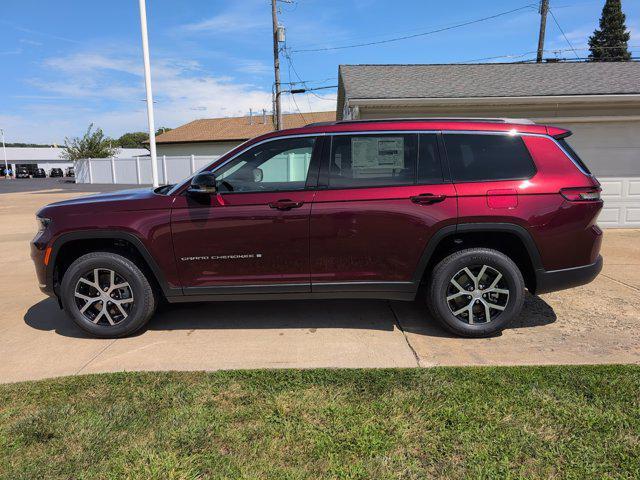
[30,237,55,296]
[534,255,603,295]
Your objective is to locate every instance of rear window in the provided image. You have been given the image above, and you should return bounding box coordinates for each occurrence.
[444,134,536,182]
[556,138,591,175]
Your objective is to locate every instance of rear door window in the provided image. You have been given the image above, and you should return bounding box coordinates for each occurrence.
[328,134,417,188]
[444,133,536,182]
[418,134,444,184]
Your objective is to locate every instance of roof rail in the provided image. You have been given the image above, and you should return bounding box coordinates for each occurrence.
[305,117,536,127]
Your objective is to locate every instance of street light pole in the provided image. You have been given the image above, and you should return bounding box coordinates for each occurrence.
[1,129,8,178]
[138,0,160,188]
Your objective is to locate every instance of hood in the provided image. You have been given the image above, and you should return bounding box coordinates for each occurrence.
[39,187,172,216]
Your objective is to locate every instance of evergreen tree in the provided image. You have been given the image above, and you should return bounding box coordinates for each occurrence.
[588,0,631,61]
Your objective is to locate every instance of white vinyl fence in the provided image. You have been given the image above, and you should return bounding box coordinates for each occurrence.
[75,155,220,185]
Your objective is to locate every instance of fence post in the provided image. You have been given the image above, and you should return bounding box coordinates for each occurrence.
[190,154,195,174]
[162,155,167,184]
[88,158,93,184]
[111,157,117,184]
[135,157,141,184]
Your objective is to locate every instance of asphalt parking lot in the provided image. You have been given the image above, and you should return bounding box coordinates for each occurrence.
[1,179,639,383]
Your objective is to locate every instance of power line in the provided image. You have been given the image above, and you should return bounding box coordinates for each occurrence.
[548,7,580,59]
[291,4,537,53]
[458,45,640,63]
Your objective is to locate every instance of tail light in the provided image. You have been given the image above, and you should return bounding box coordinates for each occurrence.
[560,187,601,202]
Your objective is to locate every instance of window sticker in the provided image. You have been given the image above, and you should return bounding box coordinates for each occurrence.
[351,137,404,171]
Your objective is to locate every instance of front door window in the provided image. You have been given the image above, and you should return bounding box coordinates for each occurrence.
[215,136,315,192]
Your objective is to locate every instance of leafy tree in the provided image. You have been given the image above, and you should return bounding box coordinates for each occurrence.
[588,0,631,61]
[156,127,172,136]
[117,131,148,148]
[60,124,120,160]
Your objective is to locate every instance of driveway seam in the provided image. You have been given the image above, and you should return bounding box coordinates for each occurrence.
[387,301,422,367]
[75,339,117,375]
[600,273,640,293]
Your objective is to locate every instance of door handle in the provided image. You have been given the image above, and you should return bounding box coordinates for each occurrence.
[269,199,305,211]
[410,193,447,205]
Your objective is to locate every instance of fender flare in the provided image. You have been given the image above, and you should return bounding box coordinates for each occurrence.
[48,230,179,298]
[411,222,544,285]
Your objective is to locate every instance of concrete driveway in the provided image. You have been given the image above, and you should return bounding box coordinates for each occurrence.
[1,180,639,383]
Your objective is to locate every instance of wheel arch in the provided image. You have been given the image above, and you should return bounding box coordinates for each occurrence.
[49,230,177,299]
[413,223,543,293]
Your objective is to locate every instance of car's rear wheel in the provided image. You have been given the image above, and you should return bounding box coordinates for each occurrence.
[61,252,156,338]
[427,248,525,337]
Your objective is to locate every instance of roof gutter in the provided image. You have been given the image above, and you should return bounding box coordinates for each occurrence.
[347,94,640,108]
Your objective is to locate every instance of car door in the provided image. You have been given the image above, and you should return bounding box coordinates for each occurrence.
[171,135,321,294]
[310,132,457,293]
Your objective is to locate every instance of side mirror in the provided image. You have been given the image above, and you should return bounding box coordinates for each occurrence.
[188,171,217,195]
[253,168,263,182]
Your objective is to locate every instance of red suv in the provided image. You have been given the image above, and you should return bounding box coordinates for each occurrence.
[31,118,603,338]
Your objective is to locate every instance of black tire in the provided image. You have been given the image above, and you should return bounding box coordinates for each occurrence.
[60,252,156,338]
[427,248,525,337]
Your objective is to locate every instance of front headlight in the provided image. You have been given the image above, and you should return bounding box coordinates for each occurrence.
[36,216,51,232]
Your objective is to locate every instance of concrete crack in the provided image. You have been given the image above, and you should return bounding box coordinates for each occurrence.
[75,339,117,375]
[387,301,422,367]
[600,273,640,293]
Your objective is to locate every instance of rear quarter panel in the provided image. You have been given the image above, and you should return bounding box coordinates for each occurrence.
[456,135,602,271]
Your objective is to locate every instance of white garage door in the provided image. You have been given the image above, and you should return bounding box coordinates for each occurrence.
[598,177,640,228]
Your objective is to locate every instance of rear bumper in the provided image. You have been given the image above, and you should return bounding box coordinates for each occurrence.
[534,255,603,295]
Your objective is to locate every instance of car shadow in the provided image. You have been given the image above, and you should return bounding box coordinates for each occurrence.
[24,297,399,339]
[24,293,557,340]
[397,292,558,338]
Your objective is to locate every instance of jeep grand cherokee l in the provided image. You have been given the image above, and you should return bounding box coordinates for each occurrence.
[31,118,603,338]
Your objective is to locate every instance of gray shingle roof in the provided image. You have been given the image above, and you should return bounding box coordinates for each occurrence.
[339,62,640,100]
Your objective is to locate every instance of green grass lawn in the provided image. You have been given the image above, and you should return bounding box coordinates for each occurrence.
[1,366,639,479]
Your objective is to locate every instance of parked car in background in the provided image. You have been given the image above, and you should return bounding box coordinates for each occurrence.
[33,168,47,178]
[49,168,64,177]
[65,167,75,178]
[16,167,30,179]
[31,118,603,339]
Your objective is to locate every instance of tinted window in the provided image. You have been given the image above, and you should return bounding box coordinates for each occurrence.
[418,134,444,184]
[329,134,417,188]
[557,138,591,174]
[215,136,315,192]
[444,134,535,182]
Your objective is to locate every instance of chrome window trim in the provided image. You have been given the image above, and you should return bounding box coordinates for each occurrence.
[169,133,324,195]
[169,129,591,195]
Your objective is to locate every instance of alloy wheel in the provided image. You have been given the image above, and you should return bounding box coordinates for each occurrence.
[446,264,509,324]
[74,268,134,326]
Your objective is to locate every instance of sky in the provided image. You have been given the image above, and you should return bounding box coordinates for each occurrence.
[1,0,638,144]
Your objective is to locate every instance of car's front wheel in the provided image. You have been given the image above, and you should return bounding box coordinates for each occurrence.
[427,248,525,337]
[61,252,156,338]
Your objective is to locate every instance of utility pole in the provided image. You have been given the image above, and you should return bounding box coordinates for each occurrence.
[271,0,283,130]
[536,0,549,63]
[138,0,160,188]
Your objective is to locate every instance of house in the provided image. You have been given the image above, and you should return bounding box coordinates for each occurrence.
[154,111,336,157]
[336,62,640,227]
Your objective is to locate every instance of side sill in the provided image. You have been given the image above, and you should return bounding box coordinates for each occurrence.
[168,290,416,303]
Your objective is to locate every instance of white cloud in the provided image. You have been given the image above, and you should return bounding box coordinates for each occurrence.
[179,1,269,34]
